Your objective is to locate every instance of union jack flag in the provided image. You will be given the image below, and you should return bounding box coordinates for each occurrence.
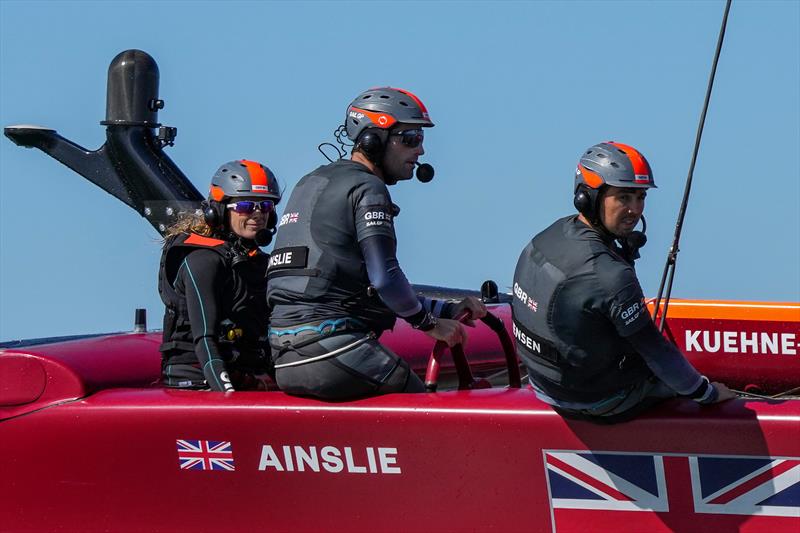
[176,440,235,471]
[544,450,800,532]
[280,212,299,226]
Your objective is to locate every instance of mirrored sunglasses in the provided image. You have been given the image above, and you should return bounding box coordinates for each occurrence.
[391,129,424,148]
[226,200,275,214]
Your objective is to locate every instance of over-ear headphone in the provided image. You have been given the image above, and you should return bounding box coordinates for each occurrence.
[202,199,225,228]
[355,129,385,164]
[573,184,599,221]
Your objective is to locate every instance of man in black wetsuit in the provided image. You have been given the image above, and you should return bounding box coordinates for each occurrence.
[159,160,281,391]
[512,142,735,422]
[267,87,486,400]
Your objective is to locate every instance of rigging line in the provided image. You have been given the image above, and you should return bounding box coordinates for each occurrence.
[653,0,733,332]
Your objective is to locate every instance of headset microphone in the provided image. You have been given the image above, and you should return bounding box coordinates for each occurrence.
[415,162,435,183]
[254,228,274,247]
[627,215,647,249]
[620,215,647,262]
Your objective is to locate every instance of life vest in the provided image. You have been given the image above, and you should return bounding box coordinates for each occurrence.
[267,160,396,333]
[158,232,268,366]
[512,217,651,403]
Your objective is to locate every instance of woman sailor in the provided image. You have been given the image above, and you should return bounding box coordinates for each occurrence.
[158,160,281,391]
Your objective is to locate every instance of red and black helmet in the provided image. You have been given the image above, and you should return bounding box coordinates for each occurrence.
[345,87,434,142]
[573,142,655,220]
[575,141,656,192]
[208,159,281,204]
[203,159,281,232]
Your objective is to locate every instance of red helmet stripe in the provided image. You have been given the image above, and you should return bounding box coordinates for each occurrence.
[241,159,268,189]
[578,164,605,189]
[350,106,398,130]
[607,142,652,183]
[393,87,430,116]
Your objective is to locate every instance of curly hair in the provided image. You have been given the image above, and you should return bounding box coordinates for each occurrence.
[162,212,215,247]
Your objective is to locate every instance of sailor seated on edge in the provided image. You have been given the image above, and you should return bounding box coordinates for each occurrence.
[511,142,735,423]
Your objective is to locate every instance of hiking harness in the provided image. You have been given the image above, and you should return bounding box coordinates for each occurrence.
[269,318,376,369]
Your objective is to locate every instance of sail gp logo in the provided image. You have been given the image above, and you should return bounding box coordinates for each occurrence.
[544,450,800,532]
[364,211,392,228]
[621,300,644,326]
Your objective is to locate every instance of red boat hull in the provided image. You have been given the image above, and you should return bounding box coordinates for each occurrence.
[1,298,798,532]
[1,389,798,532]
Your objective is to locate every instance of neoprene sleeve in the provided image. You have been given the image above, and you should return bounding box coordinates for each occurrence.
[178,250,234,392]
[360,235,423,318]
[626,320,715,402]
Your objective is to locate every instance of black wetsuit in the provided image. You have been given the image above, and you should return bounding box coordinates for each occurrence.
[512,216,715,421]
[159,232,270,391]
[267,159,449,400]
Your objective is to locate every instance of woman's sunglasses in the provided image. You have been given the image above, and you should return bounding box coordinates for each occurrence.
[391,128,424,148]
[226,200,275,214]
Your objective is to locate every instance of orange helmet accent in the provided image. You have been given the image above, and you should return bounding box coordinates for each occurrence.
[606,141,652,184]
[240,159,270,193]
[209,185,226,202]
[349,106,398,130]
[577,164,605,189]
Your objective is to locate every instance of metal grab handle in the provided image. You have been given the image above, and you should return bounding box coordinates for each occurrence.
[425,341,490,392]
[424,310,521,392]
[478,312,521,388]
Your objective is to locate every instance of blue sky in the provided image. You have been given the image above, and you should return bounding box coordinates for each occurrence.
[1,0,798,340]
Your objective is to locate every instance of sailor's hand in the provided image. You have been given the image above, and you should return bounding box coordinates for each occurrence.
[451,296,488,326]
[425,318,468,348]
[711,382,737,403]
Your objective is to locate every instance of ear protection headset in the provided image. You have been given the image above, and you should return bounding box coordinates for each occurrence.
[202,199,225,228]
[573,184,599,221]
[355,128,386,164]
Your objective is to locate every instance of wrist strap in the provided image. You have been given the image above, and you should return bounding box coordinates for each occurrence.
[690,376,717,403]
[407,309,437,331]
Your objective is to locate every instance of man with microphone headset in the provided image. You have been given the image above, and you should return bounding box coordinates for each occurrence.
[511,141,735,423]
[267,87,486,400]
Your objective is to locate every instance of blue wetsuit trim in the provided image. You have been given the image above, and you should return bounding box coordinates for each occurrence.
[184,258,224,391]
[269,317,367,337]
